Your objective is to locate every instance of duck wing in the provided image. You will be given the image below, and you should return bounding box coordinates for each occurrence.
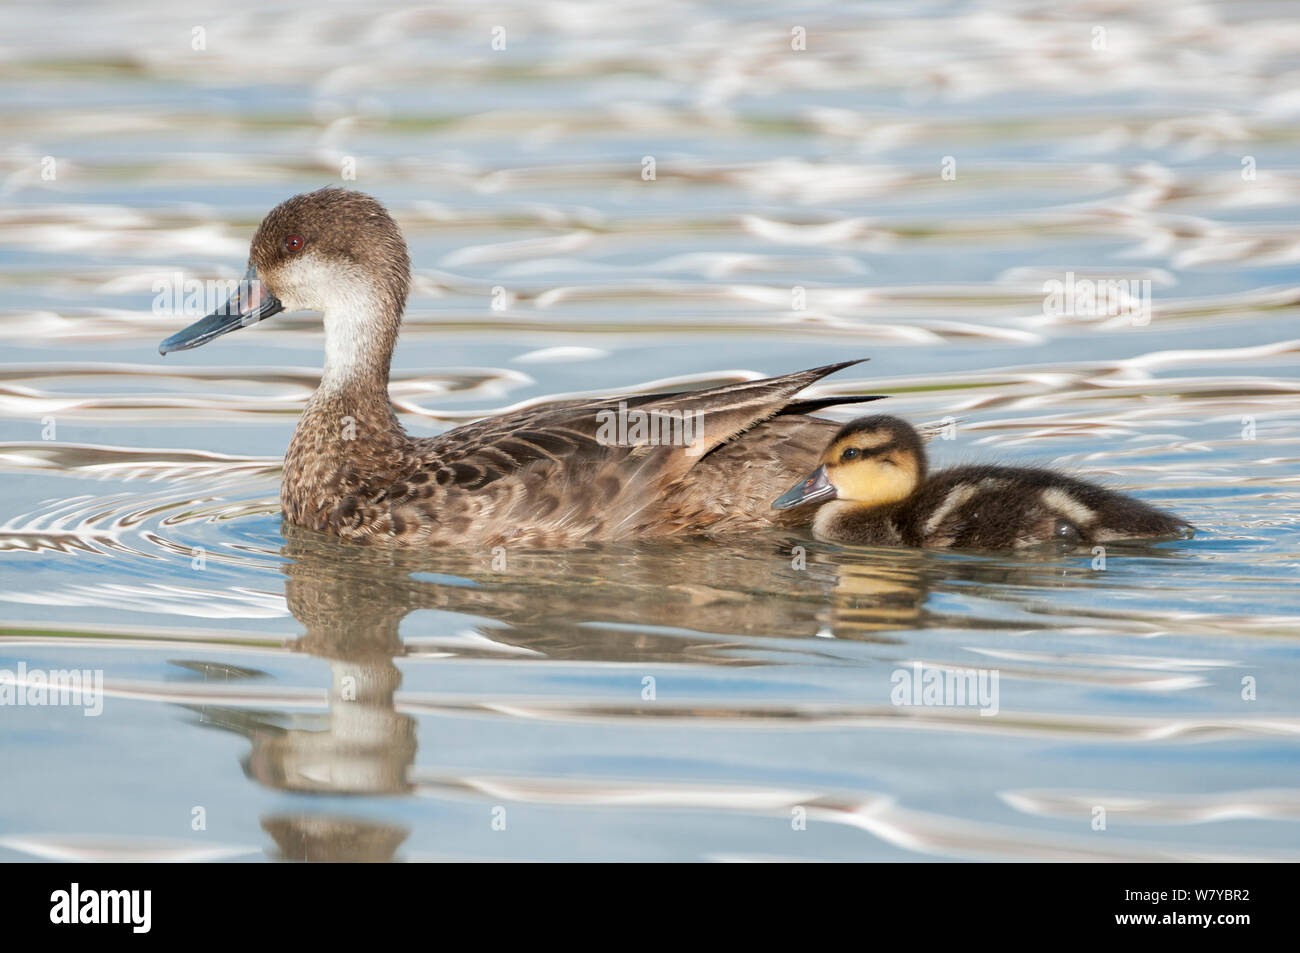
[369,361,877,543]
[412,360,872,493]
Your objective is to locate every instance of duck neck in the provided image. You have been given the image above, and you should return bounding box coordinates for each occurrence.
[288,297,407,480]
[317,295,399,401]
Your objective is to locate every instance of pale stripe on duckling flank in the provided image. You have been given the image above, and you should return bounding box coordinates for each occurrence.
[1039,487,1098,526]
[923,484,979,536]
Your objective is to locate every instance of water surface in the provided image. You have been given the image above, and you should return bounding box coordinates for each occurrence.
[2,0,1299,861]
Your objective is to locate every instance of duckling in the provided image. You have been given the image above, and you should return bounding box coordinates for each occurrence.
[772,415,1193,550]
[157,188,886,546]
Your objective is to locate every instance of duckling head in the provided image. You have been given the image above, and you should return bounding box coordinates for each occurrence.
[773,415,926,510]
[160,188,411,384]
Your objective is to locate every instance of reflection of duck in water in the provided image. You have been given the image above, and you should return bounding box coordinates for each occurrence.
[187,538,418,862]
[158,188,884,546]
[195,528,933,795]
[277,525,924,650]
[826,555,928,633]
[774,415,1193,550]
[189,543,423,860]
[252,554,416,798]
[186,530,943,860]
[260,815,409,864]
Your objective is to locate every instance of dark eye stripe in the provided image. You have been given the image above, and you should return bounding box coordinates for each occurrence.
[841,443,892,462]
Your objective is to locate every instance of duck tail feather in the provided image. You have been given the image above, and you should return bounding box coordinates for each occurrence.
[782,393,888,416]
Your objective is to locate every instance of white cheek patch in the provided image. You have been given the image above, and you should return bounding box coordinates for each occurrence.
[1040,487,1098,526]
[274,255,385,387]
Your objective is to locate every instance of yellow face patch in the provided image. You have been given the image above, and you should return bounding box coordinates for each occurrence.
[825,453,919,506]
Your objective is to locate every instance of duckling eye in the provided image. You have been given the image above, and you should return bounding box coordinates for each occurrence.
[284,235,305,253]
[841,448,861,461]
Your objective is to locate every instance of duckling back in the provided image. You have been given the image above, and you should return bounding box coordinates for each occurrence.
[900,465,1192,550]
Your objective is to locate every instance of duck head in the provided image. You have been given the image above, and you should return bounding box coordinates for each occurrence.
[159,188,411,384]
[772,414,926,510]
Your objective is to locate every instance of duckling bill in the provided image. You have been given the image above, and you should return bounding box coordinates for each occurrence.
[158,188,886,546]
[774,415,1193,550]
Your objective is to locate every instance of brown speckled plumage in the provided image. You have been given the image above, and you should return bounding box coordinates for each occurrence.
[164,188,883,546]
[280,362,879,546]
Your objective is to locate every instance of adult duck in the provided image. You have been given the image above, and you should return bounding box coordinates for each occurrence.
[160,188,883,546]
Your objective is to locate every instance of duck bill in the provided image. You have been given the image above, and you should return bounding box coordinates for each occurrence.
[772,464,837,510]
[158,265,283,354]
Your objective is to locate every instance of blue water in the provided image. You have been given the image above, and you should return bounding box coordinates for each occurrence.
[1,0,1298,861]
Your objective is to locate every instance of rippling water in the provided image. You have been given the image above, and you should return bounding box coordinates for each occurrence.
[2,0,1299,862]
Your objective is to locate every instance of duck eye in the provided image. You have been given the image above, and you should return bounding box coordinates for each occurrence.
[284,235,305,253]
[841,447,860,461]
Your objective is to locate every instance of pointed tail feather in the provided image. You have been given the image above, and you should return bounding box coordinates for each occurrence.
[646,360,871,460]
[611,361,878,503]
[782,393,888,416]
